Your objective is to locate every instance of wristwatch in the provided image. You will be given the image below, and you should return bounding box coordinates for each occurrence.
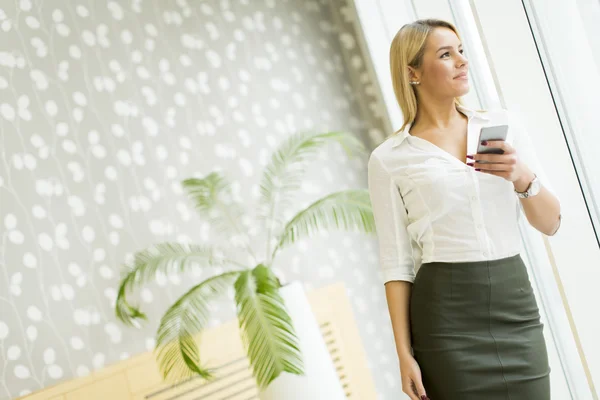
[515,174,541,198]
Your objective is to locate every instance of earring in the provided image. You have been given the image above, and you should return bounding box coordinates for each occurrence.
[410,80,420,85]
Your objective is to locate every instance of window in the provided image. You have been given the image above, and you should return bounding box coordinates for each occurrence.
[352,0,600,397]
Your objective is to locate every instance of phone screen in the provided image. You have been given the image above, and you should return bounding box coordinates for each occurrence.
[477,125,508,155]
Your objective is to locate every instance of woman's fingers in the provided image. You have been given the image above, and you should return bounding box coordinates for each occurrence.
[400,355,429,400]
[480,139,515,154]
[468,153,517,166]
[403,375,429,400]
[403,376,419,399]
[468,139,517,166]
[414,377,430,400]
[468,160,517,172]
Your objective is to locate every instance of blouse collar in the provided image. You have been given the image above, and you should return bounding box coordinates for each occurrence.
[390,104,490,148]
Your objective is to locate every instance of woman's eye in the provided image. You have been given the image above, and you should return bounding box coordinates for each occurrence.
[441,49,465,58]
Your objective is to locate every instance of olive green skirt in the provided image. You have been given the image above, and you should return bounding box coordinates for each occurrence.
[410,253,551,400]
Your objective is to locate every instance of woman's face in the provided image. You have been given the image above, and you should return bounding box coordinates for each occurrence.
[409,27,470,99]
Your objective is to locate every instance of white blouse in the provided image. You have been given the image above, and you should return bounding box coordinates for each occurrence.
[367,104,559,285]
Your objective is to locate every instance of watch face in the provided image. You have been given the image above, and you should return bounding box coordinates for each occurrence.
[529,177,542,195]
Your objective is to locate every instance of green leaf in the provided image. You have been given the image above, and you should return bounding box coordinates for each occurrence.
[182,173,258,261]
[273,189,375,258]
[155,271,241,383]
[182,173,246,237]
[258,131,366,227]
[234,265,304,390]
[115,243,234,326]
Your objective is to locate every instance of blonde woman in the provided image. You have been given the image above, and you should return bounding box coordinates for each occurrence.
[367,19,561,400]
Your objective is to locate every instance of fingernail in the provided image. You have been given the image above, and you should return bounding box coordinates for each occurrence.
[481,140,488,145]
[467,162,474,167]
[475,168,480,171]
[466,155,474,159]
[421,396,429,400]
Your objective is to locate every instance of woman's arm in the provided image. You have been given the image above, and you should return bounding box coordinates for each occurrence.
[513,168,561,236]
[367,153,417,358]
[385,280,414,360]
[367,152,418,357]
[385,281,430,399]
[368,153,428,399]
[470,110,562,236]
[470,145,562,236]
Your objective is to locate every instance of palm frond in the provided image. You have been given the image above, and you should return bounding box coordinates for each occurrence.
[272,189,374,258]
[259,131,366,261]
[155,271,241,383]
[258,132,365,220]
[234,265,304,390]
[182,173,247,238]
[115,243,236,326]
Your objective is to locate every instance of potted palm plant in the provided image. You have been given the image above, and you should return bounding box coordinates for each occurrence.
[114,131,375,398]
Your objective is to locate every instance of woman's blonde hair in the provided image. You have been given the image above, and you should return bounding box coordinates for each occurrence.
[390,18,465,135]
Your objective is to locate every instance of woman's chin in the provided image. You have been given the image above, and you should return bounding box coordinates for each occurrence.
[455,85,470,96]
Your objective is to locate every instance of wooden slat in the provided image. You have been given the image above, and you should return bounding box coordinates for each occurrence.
[139,357,257,400]
[64,374,131,400]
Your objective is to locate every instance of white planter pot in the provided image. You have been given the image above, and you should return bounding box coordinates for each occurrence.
[258,281,346,400]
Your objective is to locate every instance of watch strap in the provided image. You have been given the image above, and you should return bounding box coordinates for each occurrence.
[515,174,538,198]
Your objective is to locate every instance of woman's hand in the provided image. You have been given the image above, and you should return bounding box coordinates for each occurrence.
[400,354,430,400]
[467,140,533,190]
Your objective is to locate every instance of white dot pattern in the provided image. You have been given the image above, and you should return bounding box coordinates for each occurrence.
[0,1,394,399]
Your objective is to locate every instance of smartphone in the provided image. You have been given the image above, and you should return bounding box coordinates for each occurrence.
[476,124,508,163]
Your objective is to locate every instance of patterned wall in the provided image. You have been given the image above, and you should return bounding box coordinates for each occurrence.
[0,0,400,399]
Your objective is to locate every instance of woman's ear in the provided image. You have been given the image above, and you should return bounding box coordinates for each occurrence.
[407,66,419,82]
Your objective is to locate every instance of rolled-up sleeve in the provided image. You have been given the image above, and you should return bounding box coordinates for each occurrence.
[509,110,559,200]
[508,110,562,233]
[367,152,418,285]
